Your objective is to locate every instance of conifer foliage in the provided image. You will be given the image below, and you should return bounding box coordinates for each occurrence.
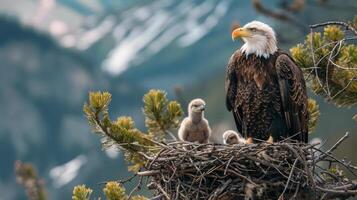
[103,182,147,200]
[143,89,183,140]
[72,185,92,200]
[15,161,47,200]
[76,90,183,199]
[83,91,156,171]
[307,98,320,133]
[72,182,147,200]
[83,90,183,172]
[290,17,357,108]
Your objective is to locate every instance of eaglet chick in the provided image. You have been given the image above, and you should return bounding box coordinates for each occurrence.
[223,130,246,145]
[178,99,211,143]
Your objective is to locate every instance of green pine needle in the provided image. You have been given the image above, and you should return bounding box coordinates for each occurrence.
[72,185,92,200]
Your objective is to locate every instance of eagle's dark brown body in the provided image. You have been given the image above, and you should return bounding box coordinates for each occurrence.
[225,50,308,142]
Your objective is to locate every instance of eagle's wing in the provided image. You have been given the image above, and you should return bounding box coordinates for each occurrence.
[225,53,243,134]
[275,54,309,142]
[225,53,237,111]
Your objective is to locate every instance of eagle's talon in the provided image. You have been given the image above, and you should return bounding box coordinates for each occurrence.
[267,136,274,144]
[246,137,254,144]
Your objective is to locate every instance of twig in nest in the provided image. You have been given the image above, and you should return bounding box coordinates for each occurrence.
[317,132,349,161]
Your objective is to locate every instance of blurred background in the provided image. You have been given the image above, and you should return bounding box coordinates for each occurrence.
[1,0,357,199]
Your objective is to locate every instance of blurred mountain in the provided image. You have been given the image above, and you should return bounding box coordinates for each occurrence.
[3,0,264,86]
[0,16,148,199]
[0,0,356,199]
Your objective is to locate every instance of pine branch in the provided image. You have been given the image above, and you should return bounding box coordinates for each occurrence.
[15,161,47,200]
[143,89,183,141]
[72,182,148,200]
[72,185,92,200]
[290,16,357,113]
[308,98,320,133]
[83,91,158,171]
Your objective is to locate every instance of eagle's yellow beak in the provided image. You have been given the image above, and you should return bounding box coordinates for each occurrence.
[231,28,251,41]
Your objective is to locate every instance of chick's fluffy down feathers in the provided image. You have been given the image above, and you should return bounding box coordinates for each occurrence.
[223,130,246,145]
[178,118,211,143]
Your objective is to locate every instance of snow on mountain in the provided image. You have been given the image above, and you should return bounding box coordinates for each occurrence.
[102,0,231,75]
[49,155,87,188]
[0,0,232,76]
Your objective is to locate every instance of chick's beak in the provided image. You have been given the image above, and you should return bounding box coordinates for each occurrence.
[199,105,205,111]
[231,28,251,41]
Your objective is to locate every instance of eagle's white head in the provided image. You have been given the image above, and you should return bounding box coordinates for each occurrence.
[231,21,277,58]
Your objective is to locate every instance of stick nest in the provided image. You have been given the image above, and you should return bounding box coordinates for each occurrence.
[134,134,357,200]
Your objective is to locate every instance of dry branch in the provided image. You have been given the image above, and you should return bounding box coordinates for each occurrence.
[251,0,306,31]
[15,161,47,200]
[310,21,357,35]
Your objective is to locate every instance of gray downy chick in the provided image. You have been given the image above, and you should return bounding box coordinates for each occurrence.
[178,98,211,143]
[223,130,246,145]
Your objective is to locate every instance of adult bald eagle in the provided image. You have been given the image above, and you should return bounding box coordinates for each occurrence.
[225,21,308,144]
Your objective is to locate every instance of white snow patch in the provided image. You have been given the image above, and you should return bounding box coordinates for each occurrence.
[76,16,116,50]
[49,20,69,36]
[76,0,103,13]
[61,34,76,48]
[43,0,231,75]
[102,11,169,75]
[49,155,87,188]
[178,0,230,47]
[31,0,56,26]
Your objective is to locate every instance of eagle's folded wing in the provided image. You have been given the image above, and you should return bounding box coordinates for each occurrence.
[225,54,237,111]
[225,53,244,134]
[275,54,309,142]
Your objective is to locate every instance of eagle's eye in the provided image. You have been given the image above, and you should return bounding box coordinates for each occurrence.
[248,27,257,32]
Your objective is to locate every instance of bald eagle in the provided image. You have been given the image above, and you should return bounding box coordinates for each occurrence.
[225,21,308,144]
